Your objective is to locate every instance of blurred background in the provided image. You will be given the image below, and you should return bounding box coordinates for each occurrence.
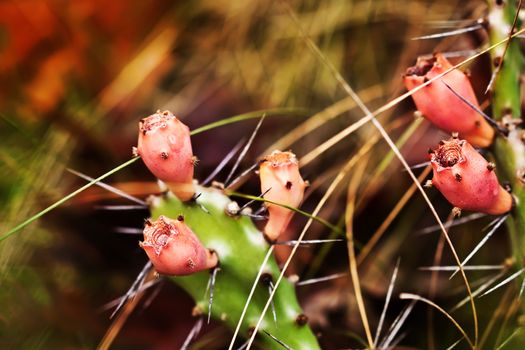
[1,0,514,349]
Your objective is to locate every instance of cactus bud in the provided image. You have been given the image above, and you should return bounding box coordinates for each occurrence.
[137,110,195,201]
[140,215,218,275]
[404,53,494,147]
[259,151,306,241]
[430,138,512,215]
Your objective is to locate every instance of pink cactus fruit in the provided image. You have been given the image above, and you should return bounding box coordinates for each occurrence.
[430,137,512,215]
[137,110,195,201]
[404,53,494,148]
[140,215,218,276]
[259,151,306,241]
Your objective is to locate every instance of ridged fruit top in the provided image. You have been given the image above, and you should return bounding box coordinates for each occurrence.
[259,150,306,241]
[140,215,218,275]
[137,110,195,200]
[430,138,512,215]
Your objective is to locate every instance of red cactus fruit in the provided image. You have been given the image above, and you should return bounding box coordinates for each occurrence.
[430,137,512,215]
[259,150,306,241]
[140,215,218,275]
[404,53,494,148]
[137,110,195,201]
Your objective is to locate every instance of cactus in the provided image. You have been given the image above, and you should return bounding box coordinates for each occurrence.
[148,185,319,349]
[134,113,318,348]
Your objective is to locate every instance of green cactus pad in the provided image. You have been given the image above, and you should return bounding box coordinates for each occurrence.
[149,185,320,349]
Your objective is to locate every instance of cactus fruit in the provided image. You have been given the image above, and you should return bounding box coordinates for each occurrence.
[137,110,195,201]
[404,53,495,147]
[259,151,307,241]
[140,215,218,275]
[429,137,512,215]
[148,185,320,349]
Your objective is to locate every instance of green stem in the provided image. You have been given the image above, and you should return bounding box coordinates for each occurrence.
[487,0,525,287]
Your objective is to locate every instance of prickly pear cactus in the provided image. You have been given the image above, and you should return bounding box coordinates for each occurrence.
[149,185,320,349]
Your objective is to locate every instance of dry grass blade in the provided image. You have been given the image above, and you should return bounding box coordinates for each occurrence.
[345,157,374,347]
[261,85,383,155]
[496,328,522,350]
[446,337,464,350]
[0,157,140,242]
[399,293,474,348]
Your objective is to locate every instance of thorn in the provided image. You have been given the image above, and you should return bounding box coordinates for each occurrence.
[268,281,277,324]
[160,151,169,159]
[206,267,220,324]
[144,218,152,226]
[503,181,512,193]
[67,168,147,205]
[262,330,292,350]
[273,238,345,246]
[181,317,204,350]
[296,272,348,286]
[177,214,184,222]
[224,115,265,186]
[452,207,462,217]
[454,173,462,182]
[191,156,199,166]
[110,262,153,319]
[285,181,292,190]
[451,132,459,139]
[441,81,508,135]
[94,204,147,211]
[410,24,483,41]
[487,162,496,171]
[132,146,139,157]
[424,180,433,188]
[202,139,245,186]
